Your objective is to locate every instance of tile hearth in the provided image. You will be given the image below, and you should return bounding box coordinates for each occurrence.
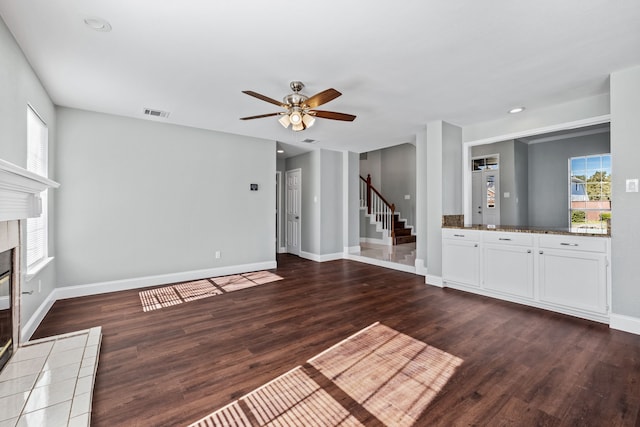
[0,327,101,427]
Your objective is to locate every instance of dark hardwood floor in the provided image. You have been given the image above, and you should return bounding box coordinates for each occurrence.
[32,254,640,426]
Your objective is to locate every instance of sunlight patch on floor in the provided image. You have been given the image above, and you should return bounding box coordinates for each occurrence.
[139,271,283,312]
[188,322,463,427]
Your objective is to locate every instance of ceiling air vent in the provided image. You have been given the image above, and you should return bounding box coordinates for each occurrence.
[143,108,170,118]
[301,138,316,144]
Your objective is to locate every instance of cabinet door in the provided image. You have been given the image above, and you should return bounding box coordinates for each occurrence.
[442,239,480,287]
[538,249,607,314]
[483,244,534,298]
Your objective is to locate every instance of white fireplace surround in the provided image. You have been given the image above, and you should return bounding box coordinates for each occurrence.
[0,158,59,352]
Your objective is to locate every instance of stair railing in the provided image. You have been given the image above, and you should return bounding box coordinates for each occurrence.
[360,174,395,240]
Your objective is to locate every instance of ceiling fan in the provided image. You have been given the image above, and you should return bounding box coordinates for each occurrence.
[240,81,356,131]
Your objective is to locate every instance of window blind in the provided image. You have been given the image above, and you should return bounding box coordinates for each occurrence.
[26,106,48,268]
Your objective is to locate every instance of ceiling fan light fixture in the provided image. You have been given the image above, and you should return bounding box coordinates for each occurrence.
[278,114,291,128]
[289,111,302,125]
[292,122,304,132]
[302,113,315,128]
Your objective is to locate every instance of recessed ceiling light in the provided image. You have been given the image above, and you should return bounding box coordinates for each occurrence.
[508,106,525,114]
[277,149,285,154]
[84,17,112,32]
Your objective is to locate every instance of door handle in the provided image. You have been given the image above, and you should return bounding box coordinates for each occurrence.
[295,216,299,219]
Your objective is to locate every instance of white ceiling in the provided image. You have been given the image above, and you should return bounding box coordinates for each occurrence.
[1,1,639,157]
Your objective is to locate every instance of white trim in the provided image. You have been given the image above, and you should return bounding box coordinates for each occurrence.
[610,313,640,335]
[278,246,287,254]
[20,260,277,341]
[25,256,53,281]
[425,274,443,288]
[462,114,610,226]
[21,288,56,342]
[359,237,389,245]
[299,251,343,262]
[414,258,427,276]
[276,171,282,254]
[344,245,360,254]
[345,253,416,274]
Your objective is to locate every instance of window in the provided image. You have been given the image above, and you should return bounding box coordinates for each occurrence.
[569,154,611,234]
[26,106,49,270]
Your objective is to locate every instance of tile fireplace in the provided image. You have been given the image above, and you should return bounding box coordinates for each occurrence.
[0,158,59,374]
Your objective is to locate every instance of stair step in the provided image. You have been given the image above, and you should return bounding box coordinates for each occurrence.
[394,235,416,245]
[394,228,412,236]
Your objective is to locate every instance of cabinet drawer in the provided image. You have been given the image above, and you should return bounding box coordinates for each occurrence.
[539,235,607,253]
[442,228,481,241]
[483,232,533,246]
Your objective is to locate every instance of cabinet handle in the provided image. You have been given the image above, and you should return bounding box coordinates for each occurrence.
[527,250,532,253]
[539,250,544,255]
[474,244,478,247]
[454,234,465,237]
[560,242,578,247]
[498,238,512,241]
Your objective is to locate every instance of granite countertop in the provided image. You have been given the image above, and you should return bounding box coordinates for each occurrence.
[442,224,610,237]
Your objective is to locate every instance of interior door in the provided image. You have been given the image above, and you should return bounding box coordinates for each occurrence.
[483,170,500,225]
[285,168,301,256]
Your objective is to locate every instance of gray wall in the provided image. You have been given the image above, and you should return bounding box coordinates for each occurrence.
[345,152,360,249]
[320,149,343,255]
[611,65,640,319]
[0,17,58,329]
[359,150,382,188]
[527,133,610,228]
[513,140,529,225]
[380,143,416,227]
[55,107,276,286]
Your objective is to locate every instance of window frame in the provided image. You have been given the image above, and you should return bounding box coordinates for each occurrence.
[25,105,52,278]
[568,153,611,234]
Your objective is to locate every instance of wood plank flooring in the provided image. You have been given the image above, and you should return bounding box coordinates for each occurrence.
[32,254,640,426]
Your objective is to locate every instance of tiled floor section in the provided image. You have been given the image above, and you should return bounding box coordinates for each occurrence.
[359,242,416,266]
[139,271,283,312]
[189,322,462,427]
[0,327,101,427]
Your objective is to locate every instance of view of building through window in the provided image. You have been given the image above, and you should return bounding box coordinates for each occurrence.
[569,154,611,234]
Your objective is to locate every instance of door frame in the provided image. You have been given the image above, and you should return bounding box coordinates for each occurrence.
[276,171,283,253]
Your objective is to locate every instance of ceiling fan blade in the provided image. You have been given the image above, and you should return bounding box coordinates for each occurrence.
[242,90,287,108]
[310,110,356,122]
[240,112,282,120]
[304,88,342,108]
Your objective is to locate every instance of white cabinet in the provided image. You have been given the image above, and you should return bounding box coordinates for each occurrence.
[483,242,534,299]
[441,229,609,322]
[538,236,608,315]
[442,230,480,288]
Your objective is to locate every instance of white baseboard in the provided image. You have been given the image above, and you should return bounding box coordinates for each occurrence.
[300,251,343,262]
[414,258,427,276]
[278,246,287,254]
[425,274,443,288]
[359,237,391,245]
[344,245,361,254]
[346,253,416,274]
[21,260,277,341]
[21,290,57,342]
[610,313,640,335]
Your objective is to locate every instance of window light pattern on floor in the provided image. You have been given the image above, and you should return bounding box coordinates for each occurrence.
[139,271,283,312]
[188,322,463,427]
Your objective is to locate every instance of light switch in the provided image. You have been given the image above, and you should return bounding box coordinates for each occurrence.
[504,192,510,198]
[404,194,410,200]
[626,179,639,192]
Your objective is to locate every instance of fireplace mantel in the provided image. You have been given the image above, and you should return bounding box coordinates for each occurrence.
[0,158,60,222]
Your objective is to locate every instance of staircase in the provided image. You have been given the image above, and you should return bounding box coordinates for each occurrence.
[361,174,416,245]
[392,214,416,245]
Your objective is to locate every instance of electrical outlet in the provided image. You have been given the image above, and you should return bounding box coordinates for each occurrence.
[215,251,221,259]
